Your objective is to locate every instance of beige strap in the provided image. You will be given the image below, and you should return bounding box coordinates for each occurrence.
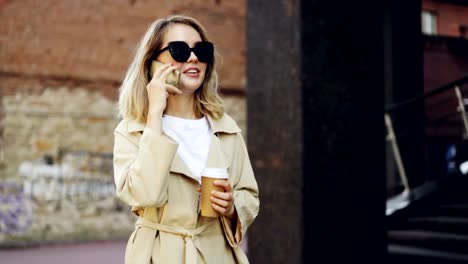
[136,209,216,264]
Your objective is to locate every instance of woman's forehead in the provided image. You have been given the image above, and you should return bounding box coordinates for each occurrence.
[163,24,202,46]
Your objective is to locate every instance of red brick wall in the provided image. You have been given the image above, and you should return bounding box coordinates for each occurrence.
[423,36,468,139]
[424,36,468,91]
[0,0,246,97]
[421,1,468,139]
[422,0,468,37]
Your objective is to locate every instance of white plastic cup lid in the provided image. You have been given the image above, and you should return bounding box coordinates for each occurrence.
[202,168,229,179]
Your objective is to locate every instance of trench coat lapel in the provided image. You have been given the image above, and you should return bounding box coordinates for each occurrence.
[170,115,241,180]
[126,114,241,182]
[204,113,241,170]
[169,114,241,181]
[168,133,230,182]
[205,134,229,169]
[126,119,196,180]
[169,152,196,181]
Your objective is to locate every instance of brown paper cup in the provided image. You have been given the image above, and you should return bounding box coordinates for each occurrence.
[200,168,229,217]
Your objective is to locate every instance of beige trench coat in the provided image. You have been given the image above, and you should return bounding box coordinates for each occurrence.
[113,113,260,264]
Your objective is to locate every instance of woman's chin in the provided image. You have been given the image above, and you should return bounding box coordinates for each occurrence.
[179,81,203,93]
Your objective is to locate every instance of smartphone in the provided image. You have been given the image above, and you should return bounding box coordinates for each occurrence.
[149,60,181,87]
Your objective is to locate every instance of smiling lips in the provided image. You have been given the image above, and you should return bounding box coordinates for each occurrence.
[183,67,200,77]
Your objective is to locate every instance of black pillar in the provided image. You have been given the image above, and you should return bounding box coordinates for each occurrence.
[387,1,425,186]
[246,1,303,263]
[247,0,385,263]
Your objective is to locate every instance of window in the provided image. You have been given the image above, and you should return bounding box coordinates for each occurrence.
[421,10,437,35]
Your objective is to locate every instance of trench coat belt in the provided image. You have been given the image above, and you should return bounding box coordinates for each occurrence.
[136,216,216,264]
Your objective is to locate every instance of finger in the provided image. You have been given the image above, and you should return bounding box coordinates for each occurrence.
[212,203,227,215]
[160,65,179,80]
[213,180,232,192]
[211,196,230,208]
[165,85,182,95]
[211,190,233,201]
[154,63,172,77]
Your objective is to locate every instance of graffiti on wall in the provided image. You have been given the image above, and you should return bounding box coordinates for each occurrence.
[1,151,115,235]
[18,151,115,201]
[0,182,33,235]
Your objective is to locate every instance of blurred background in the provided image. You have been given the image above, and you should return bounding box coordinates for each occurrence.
[1,0,468,263]
[384,1,468,263]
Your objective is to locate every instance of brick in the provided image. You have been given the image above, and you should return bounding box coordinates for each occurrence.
[423,0,468,37]
[0,0,246,92]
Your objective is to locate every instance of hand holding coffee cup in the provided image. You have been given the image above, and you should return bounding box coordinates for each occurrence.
[200,168,235,218]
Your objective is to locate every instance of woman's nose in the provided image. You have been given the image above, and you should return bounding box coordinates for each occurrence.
[186,50,198,63]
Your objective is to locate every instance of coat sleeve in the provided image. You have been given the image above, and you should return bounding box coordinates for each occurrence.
[221,133,260,247]
[113,126,178,208]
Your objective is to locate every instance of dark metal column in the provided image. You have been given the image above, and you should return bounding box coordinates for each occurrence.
[246,1,303,263]
[247,0,386,263]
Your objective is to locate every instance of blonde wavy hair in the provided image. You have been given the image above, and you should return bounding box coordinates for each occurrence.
[118,15,224,122]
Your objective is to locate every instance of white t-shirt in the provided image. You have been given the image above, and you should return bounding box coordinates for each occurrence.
[162,115,212,182]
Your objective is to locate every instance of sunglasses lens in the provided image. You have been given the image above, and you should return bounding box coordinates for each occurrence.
[194,42,214,63]
[169,42,190,62]
[166,41,214,63]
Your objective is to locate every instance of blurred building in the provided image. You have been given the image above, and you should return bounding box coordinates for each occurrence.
[423,0,468,93]
[422,0,468,38]
[385,0,468,196]
[421,0,468,174]
[384,1,468,262]
[0,0,246,245]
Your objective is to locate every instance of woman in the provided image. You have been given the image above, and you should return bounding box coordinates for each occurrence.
[113,15,259,264]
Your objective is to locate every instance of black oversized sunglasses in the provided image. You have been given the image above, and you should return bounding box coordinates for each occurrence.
[154,41,214,63]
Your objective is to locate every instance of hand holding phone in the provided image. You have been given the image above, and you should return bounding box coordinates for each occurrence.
[145,61,182,120]
[150,60,181,87]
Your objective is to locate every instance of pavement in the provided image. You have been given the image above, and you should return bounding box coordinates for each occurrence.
[0,240,127,264]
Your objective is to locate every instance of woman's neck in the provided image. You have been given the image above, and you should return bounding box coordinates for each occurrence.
[165,93,201,119]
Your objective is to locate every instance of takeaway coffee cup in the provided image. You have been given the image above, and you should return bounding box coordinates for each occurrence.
[201,168,229,217]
